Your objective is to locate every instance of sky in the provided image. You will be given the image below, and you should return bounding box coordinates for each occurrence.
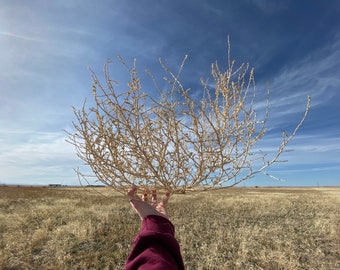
[1,0,339,187]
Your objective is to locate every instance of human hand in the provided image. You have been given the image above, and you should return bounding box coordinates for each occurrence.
[128,186,170,220]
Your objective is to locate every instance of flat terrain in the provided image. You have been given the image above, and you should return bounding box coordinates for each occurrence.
[0,186,339,269]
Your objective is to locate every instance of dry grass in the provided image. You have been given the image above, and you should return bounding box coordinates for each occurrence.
[0,186,339,269]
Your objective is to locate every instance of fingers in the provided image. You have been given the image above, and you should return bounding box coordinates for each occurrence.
[127,185,138,198]
[155,198,169,217]
[128,186,171,220]
[161,191,171,206]
[146,189,169,206]
[155,191,170,217]
[128,186,171,206]
[141,189,156,203]
[127,186,149,202]
[151,189,157,206]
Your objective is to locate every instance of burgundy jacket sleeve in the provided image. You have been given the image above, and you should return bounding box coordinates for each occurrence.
[124,215,185,270]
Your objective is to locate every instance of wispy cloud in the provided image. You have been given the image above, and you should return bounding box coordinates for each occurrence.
[255,35,340,131]
[253,132,340,172]
[0,31,45,42]
[0,130,78,184]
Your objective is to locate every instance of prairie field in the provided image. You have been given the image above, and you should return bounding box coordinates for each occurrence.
[0,186,339,270]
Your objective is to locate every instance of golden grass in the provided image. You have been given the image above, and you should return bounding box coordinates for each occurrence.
[0,186,339,269]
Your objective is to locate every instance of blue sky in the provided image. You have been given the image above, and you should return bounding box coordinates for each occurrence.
[1,0,339,187]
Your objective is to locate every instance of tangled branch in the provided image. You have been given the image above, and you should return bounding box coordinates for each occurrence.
[66,46,310,195]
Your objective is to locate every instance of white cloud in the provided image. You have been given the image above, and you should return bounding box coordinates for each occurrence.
[0,130,80,184]
[253,132,340,170]
[253,35,340,132]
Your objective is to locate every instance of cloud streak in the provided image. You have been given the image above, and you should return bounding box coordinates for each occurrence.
[0,31,45,42]
[0,130,79,185]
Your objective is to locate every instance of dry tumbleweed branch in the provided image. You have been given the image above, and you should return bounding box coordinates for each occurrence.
[66,46,310,195]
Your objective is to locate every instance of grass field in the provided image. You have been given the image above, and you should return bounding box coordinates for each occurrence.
[0,186,339,269]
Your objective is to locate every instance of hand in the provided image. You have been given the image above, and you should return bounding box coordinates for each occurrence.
[128,186,170,220]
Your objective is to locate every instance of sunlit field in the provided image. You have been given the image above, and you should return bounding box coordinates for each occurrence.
[0,186,339,269]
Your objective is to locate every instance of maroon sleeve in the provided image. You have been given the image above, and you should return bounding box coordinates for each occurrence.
[124,215,184,270]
